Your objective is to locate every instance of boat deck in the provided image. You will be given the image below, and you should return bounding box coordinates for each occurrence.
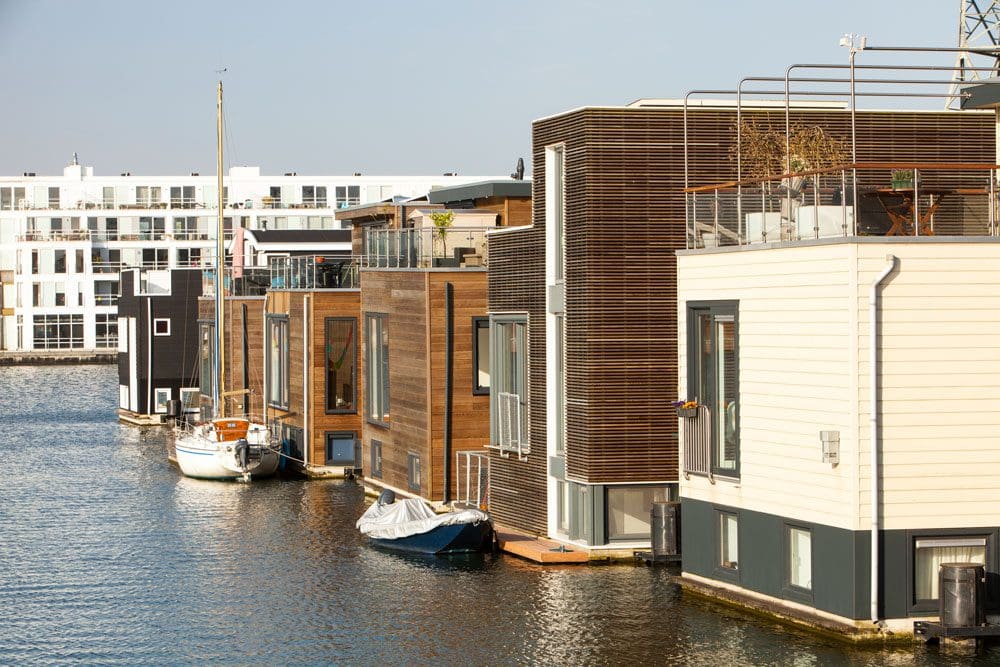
[495,528,589,564]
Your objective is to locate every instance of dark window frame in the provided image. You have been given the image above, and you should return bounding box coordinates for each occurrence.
[472,316,490,395]
[365,312,390,427]
[407,452,421,493]
[715,509,740,582]
[905,528,996,615]
[686,300,740,478]
[782,522,814,605]
[324,316,358,415]
[324,430,358,467]
[266,314,290,410]
[370,439,383,478]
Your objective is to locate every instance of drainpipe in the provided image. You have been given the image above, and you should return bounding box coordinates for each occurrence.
[146,297,152,416]
[443,282,454,503]
[242,303,250,416]
[870,254,897,626]
[303,293,310,468]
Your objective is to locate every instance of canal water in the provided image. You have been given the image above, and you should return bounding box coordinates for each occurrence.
[1,365,997,665]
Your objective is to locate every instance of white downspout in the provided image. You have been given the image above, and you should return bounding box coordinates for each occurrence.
[870,254,896,626]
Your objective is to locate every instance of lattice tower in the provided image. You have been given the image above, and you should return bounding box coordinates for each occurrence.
[948,0,1000,108]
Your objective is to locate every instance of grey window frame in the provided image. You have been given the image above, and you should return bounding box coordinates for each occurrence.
[489,313,529,456]
[715,509,740,582]
[325,316,358,414]
[365,312,390,426]
[686,300,740,478]
[407,452,421,493]
[906,528,996,615]
[266,315,290,409]
[472,316,490,395]
[782,523,814,605]
[370,439,383,478]
[324,430,358,467]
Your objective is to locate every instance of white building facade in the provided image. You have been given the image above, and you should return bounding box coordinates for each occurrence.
[0,162,498,352]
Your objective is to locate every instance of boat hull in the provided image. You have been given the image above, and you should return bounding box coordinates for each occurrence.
[174,420,279,481]
[370,520,493,555]
[175,441,280,480]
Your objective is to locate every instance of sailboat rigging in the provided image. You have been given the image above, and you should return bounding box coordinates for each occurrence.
[172,80,280,481]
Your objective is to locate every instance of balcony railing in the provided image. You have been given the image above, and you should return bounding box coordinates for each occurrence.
[681,405,712,480]
[455,451,490,510]
[363,226,491,269]
[16,196,341,212]
[684,163,1000,248]
[17,230,91,242]
[268,255,359,290]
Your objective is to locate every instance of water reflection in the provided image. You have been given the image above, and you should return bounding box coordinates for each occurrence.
[2,366,1000,664]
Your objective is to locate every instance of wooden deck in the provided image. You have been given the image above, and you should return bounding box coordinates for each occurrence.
[495,528,589,564]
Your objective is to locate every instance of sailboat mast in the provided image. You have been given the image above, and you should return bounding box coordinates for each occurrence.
[215,79,226,419]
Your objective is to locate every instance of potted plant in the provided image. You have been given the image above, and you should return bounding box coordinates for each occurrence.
[429,210,455,257]
[674,400,700,418]
[891,169,914,190]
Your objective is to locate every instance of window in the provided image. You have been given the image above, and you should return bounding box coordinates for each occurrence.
[325,431,357,466]
[720,512,739,570]
[472,316,490,395]
[489,315,528,456]
[199,322,215,400]
[153,318,171,336]
[75,249,84,273]
[154,388,171,414]
[547,144,565,280]
[370,440,383,478]
[688,301,739,476]
[32,314,83,349]
[325,317,357,413]
[136,186,161,207]
[336,185,360,208]
[54,249,66,273]
[787,526,812,591]
[914,536,987,604]
[302,185,327,207]
[170,185,195,208]
[177,247,202,267]
[365,313,389,424]
[606,486,670,541]
[179,388,200,414]
[48,187,59,208]
[267,316,289,408]
[408,452,421,492]
[96,314,117,348]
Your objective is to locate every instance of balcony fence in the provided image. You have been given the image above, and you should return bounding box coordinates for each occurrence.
[363,226,491,269]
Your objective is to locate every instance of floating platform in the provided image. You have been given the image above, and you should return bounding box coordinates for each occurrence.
[495,529,589,564]
[633,550,681,566]
[0,351,116,366]
[914,620,1000,641]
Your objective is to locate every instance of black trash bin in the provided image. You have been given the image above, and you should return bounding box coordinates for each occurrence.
[939,562,986,627]
[651,501,681,557]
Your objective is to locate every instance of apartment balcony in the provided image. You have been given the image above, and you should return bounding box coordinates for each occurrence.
[17,230,92,242]
[363,226,491,269]
[684,163,1000,248]
[268,255,359,290]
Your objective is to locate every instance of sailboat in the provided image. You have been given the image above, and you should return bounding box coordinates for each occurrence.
[173,80,280,481]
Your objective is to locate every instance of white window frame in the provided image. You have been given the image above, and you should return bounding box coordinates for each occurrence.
[153,388,171,414]
[489,314,529,459]
[179,387,200,414]
[153,318,171,336]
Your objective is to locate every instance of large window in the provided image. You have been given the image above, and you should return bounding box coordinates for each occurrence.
[302,185,327,207]
[606,486,670,541]
[267,316,290,408]
[914,536,988,605]
[472,316,490,395]
[365,313,389,424]
[336,185,361,209]
[96,314,117,348]
[490,315,529,456]
[325,317,357,413]
[688,301,739,476]
[32,314,83,349]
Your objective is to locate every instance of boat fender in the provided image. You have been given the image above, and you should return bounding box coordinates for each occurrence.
[234,438,249,471]
[377,488,396,506]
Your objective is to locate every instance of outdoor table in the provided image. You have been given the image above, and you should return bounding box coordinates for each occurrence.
[862,187,953,236]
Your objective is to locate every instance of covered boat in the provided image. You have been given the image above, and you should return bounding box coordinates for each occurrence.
[356,491,493,554]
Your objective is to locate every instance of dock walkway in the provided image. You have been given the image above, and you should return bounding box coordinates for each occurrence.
[495,528,589,564]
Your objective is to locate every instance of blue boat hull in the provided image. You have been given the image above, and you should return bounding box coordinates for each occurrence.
[370,520,493,555]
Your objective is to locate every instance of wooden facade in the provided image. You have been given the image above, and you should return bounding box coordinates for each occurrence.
[487,104,995,537]
[265,289,363,470]
[197,295,266,418]
[360,269,490,501]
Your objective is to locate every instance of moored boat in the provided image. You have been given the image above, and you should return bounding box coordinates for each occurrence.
[357,490,493,554]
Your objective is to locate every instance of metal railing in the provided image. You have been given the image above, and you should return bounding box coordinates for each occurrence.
[268,255,359,290]
[17,230,91,242]
[455,451,490,509]
[363,226,491,269]
[493,391,529,460]
[685,163,1000,248]
[681,405,712,480]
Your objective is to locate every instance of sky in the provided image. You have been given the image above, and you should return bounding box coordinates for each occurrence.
[0,1,974,177]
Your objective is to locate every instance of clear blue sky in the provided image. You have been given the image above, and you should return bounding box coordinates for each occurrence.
[0,1,967,176]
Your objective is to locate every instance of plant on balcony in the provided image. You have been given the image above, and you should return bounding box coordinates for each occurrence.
[674,399,699,418]
[429,210,455,256]
[731,120,849,182]
[891,169,914,190]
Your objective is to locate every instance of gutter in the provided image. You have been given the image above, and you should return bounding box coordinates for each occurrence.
[869,254,897,627]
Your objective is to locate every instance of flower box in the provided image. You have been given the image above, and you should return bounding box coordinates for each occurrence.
[676,406,699,418]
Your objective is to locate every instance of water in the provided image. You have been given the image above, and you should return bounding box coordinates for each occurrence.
[1,366,997,665]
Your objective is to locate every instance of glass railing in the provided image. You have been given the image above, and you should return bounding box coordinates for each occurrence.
[268,255,359,290]
[363,226,491,269]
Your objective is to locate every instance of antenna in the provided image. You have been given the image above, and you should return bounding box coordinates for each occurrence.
[948,1,1000,108]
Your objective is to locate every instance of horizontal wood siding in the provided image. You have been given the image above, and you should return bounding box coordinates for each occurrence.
[361,271,429,496]
[488,225,548,535]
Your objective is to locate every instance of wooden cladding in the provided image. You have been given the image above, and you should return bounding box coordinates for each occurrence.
[490,105,994,509]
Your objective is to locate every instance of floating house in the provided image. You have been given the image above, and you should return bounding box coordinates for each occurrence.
[676,61,999,634]
[338,180,531,504]
[484,98,996,558]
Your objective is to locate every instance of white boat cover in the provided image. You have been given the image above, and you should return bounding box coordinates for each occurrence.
[356,497,490,540]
